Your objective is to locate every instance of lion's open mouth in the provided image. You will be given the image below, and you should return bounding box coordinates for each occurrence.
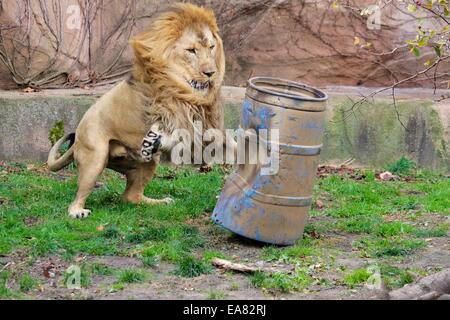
[189,80,210,91]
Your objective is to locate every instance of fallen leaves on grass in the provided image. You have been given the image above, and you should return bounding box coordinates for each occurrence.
[306,229,321,239]
[198,165,213,173]
[317,165,363,180]
[43,262,57,279]
[315,200,324,209]
[0,161,23,173]
[23,216,39,227]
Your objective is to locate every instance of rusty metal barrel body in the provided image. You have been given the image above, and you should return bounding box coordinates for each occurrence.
[212,77,328,245]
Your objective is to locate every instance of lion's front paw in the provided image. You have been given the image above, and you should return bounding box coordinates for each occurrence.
[69,208,91,219]
[141,131,162,161]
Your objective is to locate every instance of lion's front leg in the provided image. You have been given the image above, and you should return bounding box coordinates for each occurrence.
[141,124,178,161]
[122,158,174,205]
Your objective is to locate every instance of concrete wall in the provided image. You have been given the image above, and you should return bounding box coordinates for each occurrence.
[0,86,449,171]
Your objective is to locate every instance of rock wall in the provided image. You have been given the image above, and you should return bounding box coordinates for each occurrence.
[0,0,447,89]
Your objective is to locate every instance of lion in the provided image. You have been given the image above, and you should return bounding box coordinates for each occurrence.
[47,3,226,219]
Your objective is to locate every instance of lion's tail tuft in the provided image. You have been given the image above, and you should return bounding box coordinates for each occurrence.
[47,133,76,172]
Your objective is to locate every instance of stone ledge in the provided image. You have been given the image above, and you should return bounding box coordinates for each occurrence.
[0,86,448,170]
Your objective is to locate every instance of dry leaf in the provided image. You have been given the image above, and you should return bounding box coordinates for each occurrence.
[379,171,399,181]
[316,200,324,209]
[23,87,36,93]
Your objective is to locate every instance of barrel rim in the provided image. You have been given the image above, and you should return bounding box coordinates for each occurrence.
[248,77,328,102]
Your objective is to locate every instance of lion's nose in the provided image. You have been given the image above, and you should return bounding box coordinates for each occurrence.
[203,71,216,78]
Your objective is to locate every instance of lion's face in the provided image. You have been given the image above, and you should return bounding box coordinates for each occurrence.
[168,25,224,97]
[131,3,225,104]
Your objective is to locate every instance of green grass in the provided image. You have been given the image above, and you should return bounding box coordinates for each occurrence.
[261,236,319,263]
[0,161,448,297]
[206,290,227,300]
[375,222,415,237]
[343,265,414,289]
[380,264,414,289]
[18,274,38,292]
[317,171,449,218]
[343,269,371,288]
[90,263,115,276]
[0,165,224,258]
[0,271,14,298]
[412,224,448,238]
[118,269,147,283]
[202,250,228,263]
[387,156,416,176]
[353,237,427,257]
[174,256,212,278]
[62,264,92,288]
[250,269,313,293]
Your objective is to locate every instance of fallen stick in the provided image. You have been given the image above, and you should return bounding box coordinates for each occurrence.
[211,258,259,273]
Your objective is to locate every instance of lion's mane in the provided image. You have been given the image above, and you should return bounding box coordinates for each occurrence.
[129,3,226,134]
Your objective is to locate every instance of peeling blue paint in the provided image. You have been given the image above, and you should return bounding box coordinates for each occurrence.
[254,107,276,131]
[242,100,253,128]
[255,229,262,241]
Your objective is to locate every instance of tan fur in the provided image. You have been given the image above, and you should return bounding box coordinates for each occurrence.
[47,3,226,219]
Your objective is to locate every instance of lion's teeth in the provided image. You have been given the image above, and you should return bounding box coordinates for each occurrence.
[189,80,209,90]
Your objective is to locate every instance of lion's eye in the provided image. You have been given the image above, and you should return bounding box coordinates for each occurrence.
[210,45,215,50]
[187,48,196,54]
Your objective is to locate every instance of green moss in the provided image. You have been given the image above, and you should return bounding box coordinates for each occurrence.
[48,120,65,146]
[322,98,448,169]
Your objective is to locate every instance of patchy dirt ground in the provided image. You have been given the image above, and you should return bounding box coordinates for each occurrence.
[1,219,448,300]
[0,163,448,300]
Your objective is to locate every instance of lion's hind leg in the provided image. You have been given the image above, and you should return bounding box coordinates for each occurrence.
[122,158,174,205]
[69,144,109,219]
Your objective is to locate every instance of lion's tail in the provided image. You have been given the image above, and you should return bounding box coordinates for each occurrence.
[47,133,76,172]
